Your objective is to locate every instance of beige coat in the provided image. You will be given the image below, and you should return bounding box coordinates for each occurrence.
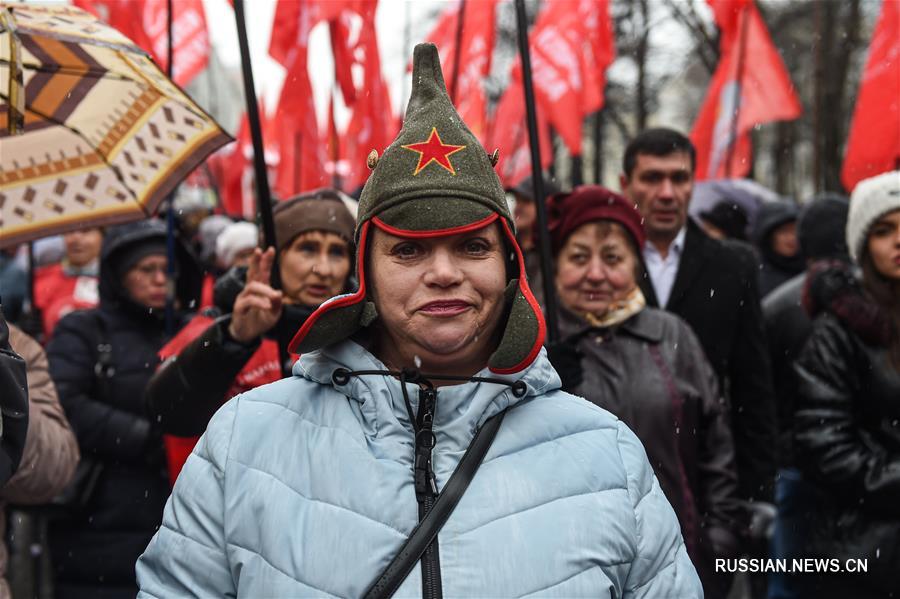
[1,326,79,599]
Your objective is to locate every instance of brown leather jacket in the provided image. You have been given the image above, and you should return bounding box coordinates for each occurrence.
[558,306,741,596]
[1,325,79,599]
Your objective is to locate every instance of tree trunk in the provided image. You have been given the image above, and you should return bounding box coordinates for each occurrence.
[636,0,650,131]
[772,121,795,197]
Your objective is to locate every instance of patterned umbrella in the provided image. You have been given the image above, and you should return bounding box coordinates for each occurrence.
[0,3,232,248]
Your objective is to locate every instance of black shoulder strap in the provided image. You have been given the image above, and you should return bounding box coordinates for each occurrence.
[364,410,506,599]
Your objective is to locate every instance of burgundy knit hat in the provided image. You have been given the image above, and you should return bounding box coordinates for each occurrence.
[543,185,646,255]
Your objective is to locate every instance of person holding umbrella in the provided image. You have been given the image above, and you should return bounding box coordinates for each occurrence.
[136,43,701,598]
[46,220,202,598]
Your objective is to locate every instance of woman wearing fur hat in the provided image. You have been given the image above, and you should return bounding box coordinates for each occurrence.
[793,170,900,598]
[143,190,356,442]
[544,185,741,598]
[137,44,700,598]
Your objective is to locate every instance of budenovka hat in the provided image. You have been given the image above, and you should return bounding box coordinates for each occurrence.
[289,43,545,374]
[544,185,646,255]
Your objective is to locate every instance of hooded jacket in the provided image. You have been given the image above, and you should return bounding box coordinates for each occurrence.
[46,220,200,598]
[137,341,701,598]
[752,202,804,298]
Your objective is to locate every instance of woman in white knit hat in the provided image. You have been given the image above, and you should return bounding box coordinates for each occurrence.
[792,170,900,599]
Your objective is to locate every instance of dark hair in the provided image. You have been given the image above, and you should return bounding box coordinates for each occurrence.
[860,248,900,371]
[623,128,696,178]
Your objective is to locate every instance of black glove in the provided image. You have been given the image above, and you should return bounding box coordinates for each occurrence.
[546,338,584,393]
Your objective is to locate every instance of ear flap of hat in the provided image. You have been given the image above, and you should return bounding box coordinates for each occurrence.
[487,218,546,373]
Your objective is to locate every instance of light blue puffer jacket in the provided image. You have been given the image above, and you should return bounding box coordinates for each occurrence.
[137,341,701,598]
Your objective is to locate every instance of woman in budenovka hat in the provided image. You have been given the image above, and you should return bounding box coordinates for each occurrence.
[137,44,701,598]
[544,186,741,598]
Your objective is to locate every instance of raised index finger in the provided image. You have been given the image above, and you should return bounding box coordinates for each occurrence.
[252,246,276,286]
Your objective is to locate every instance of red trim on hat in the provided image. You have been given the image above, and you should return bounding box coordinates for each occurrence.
[489,217,547,375]
[371,213,499,238]
[287,221,372,355]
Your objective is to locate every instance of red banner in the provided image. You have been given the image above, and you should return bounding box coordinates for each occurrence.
[691,1,802,180]
[342,1,396,193]
[74,0,209,87]
[841,0,900,191]
[425,0,499,146]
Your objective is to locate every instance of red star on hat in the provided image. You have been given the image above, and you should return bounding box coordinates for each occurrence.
[401,127,466,176]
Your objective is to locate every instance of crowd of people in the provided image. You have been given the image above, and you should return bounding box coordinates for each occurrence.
[1,42,899,599]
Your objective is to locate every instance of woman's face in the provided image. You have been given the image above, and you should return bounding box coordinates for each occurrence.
[64,228,103,267]
[279,231,351,307]
[123,254,168,310]
[867,209,900,281]
[555,222,639,317]
[368,223,507,374]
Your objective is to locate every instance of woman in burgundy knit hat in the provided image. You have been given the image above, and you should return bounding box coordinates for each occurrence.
[544,185,742,599]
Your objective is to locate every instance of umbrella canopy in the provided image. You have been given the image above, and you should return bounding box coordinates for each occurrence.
[0,3,232,248]
[689,178,782,236]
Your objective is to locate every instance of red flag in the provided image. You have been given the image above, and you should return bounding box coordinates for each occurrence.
[691,1,802,180]
[424,0,499,145]
[73,0,209,87]
[520,0,616,155]
[268,0,328,197]
[841,0,900,191]
[343,1,396,192]
[330,15,358,106]
[489,71,554,188]
[207,110,255,218]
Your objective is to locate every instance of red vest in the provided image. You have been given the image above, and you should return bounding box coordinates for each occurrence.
[34,264,99,339]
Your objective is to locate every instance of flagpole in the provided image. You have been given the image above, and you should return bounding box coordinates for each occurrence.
[449,0,467,103]
[165,0,176,335]
[514,0,559,344]
[233,0,279,285]
[725,4,751,179]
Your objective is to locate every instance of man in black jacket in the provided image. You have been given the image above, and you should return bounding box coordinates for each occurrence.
[620,128,776,504]
[0,302,28,487]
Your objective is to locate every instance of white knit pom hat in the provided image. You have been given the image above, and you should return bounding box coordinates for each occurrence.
[846,170,900,263]
[216,221,259,267]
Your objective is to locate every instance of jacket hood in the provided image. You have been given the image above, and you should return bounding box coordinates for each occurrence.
[99,220,202,315]
[752,201,799,247]
[295,339,560,448]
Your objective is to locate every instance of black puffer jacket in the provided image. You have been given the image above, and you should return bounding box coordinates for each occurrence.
[144,266,317,437]
[793,271,900,597]
[46,221,200,599]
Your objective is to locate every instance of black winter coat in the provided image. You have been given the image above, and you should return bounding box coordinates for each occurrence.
[554,306,740,599]
[46,221,199,599]
[761,273,811,467]
[639,219,777,501]
[144,265,315,437]
[794,311,900,598]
